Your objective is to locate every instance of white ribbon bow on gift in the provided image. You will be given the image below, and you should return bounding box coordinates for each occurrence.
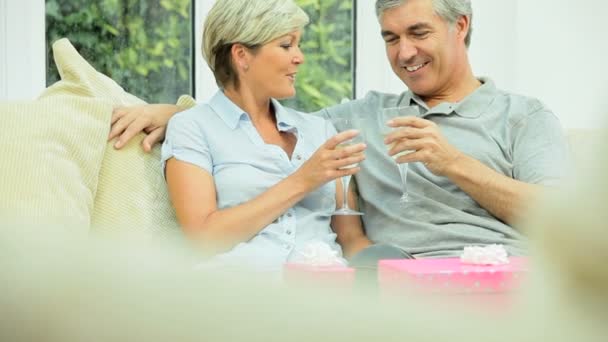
[460,244,510,265]
[295,241,348,267]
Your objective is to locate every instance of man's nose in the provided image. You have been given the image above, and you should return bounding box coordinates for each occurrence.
[398,39,417,61]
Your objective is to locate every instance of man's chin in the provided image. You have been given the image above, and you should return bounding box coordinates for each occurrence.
[402,81,431,96]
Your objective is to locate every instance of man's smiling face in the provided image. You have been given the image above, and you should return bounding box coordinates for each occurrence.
[380,0,467,98]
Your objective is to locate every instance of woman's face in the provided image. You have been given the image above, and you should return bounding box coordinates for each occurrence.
[243,30,305,100]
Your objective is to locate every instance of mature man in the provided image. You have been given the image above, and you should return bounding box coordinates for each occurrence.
[110,0,568,262]
[321,0,567,262]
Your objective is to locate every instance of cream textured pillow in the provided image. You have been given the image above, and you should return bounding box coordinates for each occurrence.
[43,38,196,235]
[0,96,111,233]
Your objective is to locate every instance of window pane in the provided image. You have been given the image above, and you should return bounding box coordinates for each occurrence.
[282,0,354,112]
[45,0,193,103]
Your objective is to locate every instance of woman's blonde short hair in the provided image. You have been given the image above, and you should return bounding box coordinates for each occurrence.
[202,0,309,89]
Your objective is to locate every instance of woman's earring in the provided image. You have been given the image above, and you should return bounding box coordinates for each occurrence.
[243,64,250,71]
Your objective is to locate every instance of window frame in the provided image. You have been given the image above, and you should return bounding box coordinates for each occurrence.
[0,0,46,100]
[0,0,6,100]
[0,0,384,103]
[193,0,216,102]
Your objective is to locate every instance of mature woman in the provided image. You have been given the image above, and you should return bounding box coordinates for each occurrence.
[137,0,366,270]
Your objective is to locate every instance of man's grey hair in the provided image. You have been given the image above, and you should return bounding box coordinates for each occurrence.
[375,0,473,47]
[202,0,309,88]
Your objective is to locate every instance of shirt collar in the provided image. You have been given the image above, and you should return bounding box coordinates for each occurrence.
[403,77,497,119]
[209,90,297,131]
[209,90,247,129]
[272,98,298,132]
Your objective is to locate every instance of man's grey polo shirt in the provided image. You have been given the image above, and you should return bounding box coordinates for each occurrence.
[315,78,569,257]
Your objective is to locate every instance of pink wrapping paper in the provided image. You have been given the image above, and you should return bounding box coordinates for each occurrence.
[379,257,528,295]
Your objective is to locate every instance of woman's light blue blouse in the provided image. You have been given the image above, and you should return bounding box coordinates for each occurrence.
[161,90,341,270]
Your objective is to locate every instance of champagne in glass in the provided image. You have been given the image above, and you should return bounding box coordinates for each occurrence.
[379,106,421,204]
[326,116,365,215]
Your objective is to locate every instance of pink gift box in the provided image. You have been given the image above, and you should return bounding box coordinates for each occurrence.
[283,263,355,289]
[379,257,529,295]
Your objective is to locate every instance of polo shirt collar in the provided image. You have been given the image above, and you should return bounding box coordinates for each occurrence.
[403,77,497,119]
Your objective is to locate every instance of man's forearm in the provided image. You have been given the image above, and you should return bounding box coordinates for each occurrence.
[331,179,373,258]
[445,154,543,225]
[331,215,372,258]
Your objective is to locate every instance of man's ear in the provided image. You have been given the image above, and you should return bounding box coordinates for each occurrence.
[455,15,470,44]
[231,43,250,72]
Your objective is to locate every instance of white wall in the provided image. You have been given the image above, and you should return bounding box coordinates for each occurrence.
[515,0,608,129]
[468,0,518,92]
[0,0,45,101]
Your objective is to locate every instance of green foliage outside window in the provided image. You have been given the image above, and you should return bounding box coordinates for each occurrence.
[285,0,354,111]
[46,0,193,103]
[45,0,353,111]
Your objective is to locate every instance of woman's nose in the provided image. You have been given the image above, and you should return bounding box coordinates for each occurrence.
[293,48,305,64]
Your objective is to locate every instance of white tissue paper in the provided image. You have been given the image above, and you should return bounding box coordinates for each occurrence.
[460,244,510,265]
[294,241,348,267]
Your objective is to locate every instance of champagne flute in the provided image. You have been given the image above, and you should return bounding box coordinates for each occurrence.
[326,116,365,216]
[379,106,421,204]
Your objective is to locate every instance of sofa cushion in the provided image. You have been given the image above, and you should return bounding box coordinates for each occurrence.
[44,38,195,235]
[0,96,111,233]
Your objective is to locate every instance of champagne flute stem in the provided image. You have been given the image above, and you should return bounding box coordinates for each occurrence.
[397,163,409,203]
[341,175,351,209]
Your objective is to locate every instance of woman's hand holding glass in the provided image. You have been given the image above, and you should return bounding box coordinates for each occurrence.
[293,128,366,200]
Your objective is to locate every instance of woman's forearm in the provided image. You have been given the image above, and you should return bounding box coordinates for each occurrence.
[190,175,312,255]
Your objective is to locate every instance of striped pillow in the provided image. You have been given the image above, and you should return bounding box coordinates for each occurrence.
[45,38,196,236]
[0,96,111,234]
